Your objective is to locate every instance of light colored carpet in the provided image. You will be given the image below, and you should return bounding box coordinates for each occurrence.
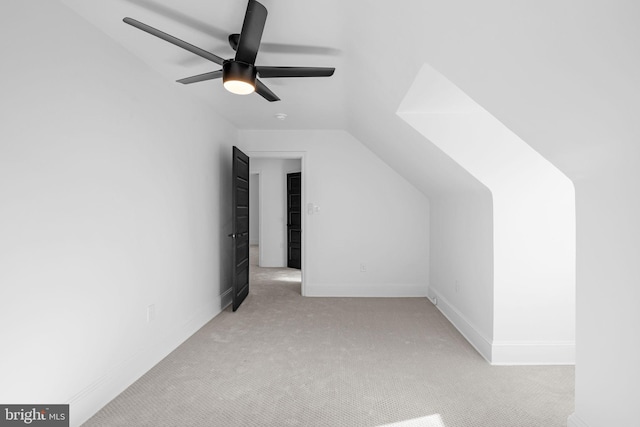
[83,246,574,426]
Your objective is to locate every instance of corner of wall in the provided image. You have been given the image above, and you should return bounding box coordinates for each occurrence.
[428,288,493,363]
[428,287,575,366]
[69,289,231,426]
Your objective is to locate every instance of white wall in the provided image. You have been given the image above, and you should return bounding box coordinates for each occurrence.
[250,158,301,267]
[0,2,237,426]
[399,64,576,365]
[239,130,430,297]
[341,0,640,423]
[568,160,640,427]
[428,188,494,359]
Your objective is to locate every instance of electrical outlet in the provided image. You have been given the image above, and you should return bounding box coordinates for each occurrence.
[360,263,366,272]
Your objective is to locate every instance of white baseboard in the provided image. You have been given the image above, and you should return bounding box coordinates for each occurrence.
[428,288,493,362]
[429,288,575,365]
[305,283,427,298]
[491,340,575,365]
[68,288,232,427]
[567,413,590,427]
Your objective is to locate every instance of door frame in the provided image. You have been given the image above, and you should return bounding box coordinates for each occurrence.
[246,150,307,296]
[249,171,261,249]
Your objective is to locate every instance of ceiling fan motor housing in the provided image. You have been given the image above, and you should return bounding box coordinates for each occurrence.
[223,61,257,87]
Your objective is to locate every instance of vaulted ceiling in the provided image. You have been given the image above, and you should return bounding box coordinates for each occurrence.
[61,0,640,196]
[62,0,349,129]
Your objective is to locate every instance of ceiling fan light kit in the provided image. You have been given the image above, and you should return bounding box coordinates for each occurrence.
[123,0,335,102]
[223,61,256,95]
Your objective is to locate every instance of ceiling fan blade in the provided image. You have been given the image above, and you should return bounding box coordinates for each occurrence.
[123,17,225,66]
[255,80,280,102]
[256,67,335,78]
[235,0,267,64]
[176,70,223,85]
[126,0,229,41]
[260,43,342,56]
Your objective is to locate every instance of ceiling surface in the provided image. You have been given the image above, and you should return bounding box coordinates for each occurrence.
[62,0,349,130]
[61,0,489,195]
[60,0,640,196]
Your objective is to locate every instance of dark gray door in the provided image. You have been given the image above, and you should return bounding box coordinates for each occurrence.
[231,146,250,311]
[287,172,301,269]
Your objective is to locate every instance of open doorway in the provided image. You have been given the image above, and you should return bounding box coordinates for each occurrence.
[248,157,303,295]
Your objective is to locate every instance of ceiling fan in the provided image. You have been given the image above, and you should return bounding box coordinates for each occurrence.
[123,0,335,102]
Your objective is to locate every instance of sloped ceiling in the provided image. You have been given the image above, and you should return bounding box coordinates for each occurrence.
[61,0,349,130]
[61,0,640,196]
